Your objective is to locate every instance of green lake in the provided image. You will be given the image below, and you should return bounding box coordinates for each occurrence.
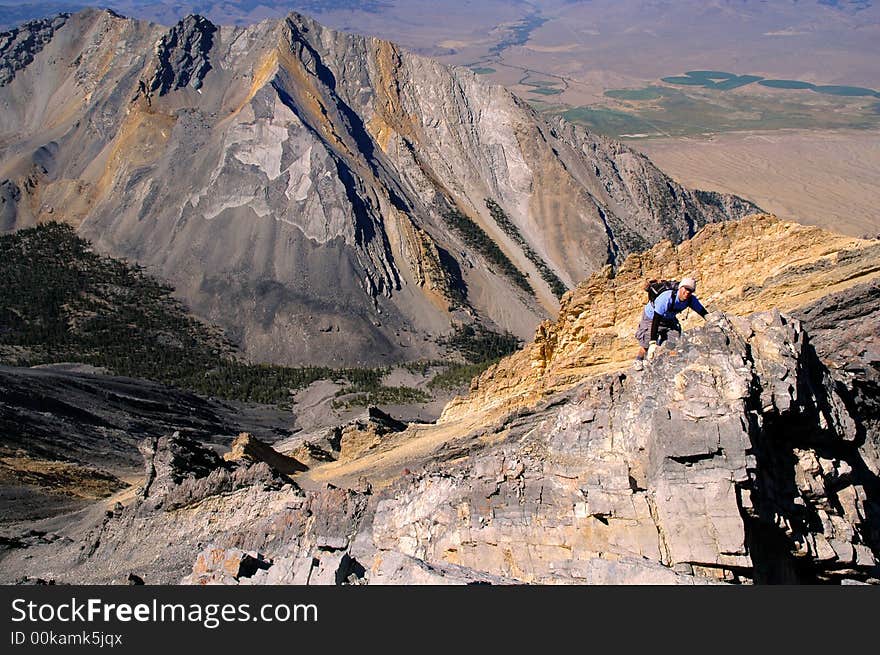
[812,85,879,97]
[758,79,815,90]
[662,71,878,97]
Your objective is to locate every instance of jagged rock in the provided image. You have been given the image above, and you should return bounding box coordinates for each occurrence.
[139,432,227,501]
[138,431,292,511]
[368,311,879,583]
[223,432,307,474]
[288,440,337,468]
[287,407,408,466]
[0,13,69,86]
[144,14,216,95]
[442,214,880,425]
[0,364,293,522]
[182,545,271,584]
[337,407,408,462]
[793,279,880,476]
[1,308,877,584]
[310,484,369,551]
[1,215,878,584]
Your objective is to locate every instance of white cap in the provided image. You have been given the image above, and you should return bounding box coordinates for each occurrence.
[680,277,697,292]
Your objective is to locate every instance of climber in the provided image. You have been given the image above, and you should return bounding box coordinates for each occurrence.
[633,276,708,371]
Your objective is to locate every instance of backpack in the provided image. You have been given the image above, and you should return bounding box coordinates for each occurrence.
[644,279,678,303]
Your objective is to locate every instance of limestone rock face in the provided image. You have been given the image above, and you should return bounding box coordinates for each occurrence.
[223,432,306,474]
[145,14,216,95]
[793,279,880,471]
[0,9,757,366]
[138,431,289,512]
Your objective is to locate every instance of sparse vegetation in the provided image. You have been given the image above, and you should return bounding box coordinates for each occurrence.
[441,207,532,294]
[331,384,431,409]
[427,361,493,391]
[485,199,568,298]
[438,323,521,365]
[566,71,880,140]
[429,323,522,391]
[401,359,448,375]
[529,87,563,96]
[0,223,423,408]
[0,224,530,407]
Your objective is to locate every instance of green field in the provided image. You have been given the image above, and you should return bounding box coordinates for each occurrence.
[605,87,667,101]
[471,67,496,75]
[812,85,880,97]
[714,75,763,90]
[530,87,563,95]
[561,107,662,134]
[554,82,880,138]
[662,71,764,90]
[758,79,878,97]
[685,71,735,80]
[661,75,706,86]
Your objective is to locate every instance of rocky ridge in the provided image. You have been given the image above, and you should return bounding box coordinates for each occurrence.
[440,213,880,424]
[2,216,878,584]
[0,9,757,366]
[0,13,69,86]
[0,364,292,523]
[3,307,876,584]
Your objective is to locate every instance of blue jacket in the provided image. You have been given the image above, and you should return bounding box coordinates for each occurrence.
[644,289,706,321]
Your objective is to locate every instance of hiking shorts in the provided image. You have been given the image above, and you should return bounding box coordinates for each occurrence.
[636,313,681,349]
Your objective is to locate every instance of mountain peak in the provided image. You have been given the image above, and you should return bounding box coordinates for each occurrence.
[1,10,757,366]
[145,14,217,95]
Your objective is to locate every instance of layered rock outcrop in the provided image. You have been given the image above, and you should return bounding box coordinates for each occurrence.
[366,311,878,583]
[0,364,292,523]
